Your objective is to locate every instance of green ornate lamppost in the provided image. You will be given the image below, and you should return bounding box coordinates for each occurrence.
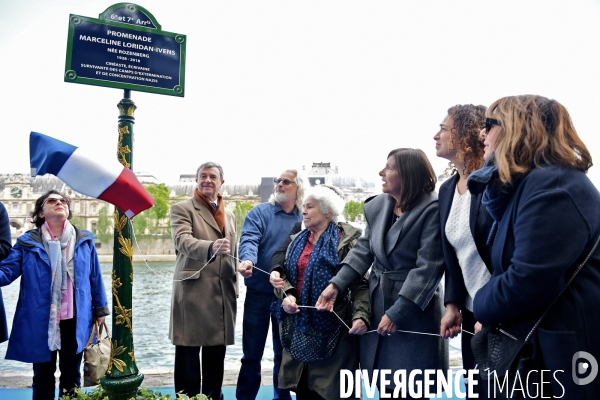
[63,4,185,396]
[100,89,145,399]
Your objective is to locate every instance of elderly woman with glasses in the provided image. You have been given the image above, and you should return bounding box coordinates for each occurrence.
[470,95,600,398]
[269,185,370,400]
[0,190,109,399]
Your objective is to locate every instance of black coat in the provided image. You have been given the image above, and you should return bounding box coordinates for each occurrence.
[473,165,600,399]
[0,203,12,343]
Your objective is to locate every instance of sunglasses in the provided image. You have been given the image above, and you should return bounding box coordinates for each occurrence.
[274,178,295,186]
[44,197,70,207]
[485,118,501,133]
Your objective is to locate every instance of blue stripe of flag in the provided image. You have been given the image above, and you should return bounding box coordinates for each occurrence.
[29,132,77,176]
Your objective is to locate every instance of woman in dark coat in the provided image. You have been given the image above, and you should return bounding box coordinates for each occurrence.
[0,202,12,344]
[317,148,448,398]
[434,104,494,371]
[270,185,370,400]
[471,95,600,399]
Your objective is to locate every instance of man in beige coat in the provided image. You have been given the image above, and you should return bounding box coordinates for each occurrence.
[169,162,238,400]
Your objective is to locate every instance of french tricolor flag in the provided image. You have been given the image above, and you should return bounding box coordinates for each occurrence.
[29,132,154,218]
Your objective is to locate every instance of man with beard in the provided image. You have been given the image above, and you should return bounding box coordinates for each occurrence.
[169,162,238,400]
[236,170,304,400]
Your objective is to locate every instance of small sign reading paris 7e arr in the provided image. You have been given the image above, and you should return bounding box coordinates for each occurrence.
[64,3,186,97]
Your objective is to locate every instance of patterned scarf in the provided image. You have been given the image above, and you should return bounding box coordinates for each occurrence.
[41,220,75,351]
[274,222,341,334]
[194,188,225,234]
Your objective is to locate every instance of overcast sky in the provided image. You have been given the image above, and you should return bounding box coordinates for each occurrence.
[1,0,600,188]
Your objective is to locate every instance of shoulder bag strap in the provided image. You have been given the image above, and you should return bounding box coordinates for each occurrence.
[85,321,99,348]
[525,233,600,342]
[101,321,111,338]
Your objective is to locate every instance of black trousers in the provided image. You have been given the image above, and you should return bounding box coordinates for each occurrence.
[461,308,476,371]
[32,318,83,400]
[174,344,226,400]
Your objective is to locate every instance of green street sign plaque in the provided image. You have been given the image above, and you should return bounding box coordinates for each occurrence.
[64,3,186,97]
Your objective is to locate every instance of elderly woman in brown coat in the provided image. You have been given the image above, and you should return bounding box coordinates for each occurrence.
[270,185,370,400]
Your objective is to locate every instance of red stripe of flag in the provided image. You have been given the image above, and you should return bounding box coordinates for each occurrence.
[98,168,154,218]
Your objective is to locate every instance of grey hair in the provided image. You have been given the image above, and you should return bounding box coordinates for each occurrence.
[303,185,345,223]
[196,162,224,180]
[268,169,305,210]
[294,172,305,210]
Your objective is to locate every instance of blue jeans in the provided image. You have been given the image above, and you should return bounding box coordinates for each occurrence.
[32,318,83,400]
[236,288,291,400]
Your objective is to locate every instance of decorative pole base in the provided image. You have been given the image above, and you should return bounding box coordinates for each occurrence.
[101,373,145,400]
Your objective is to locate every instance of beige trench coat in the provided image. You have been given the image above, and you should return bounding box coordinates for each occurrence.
[168,197,238,347]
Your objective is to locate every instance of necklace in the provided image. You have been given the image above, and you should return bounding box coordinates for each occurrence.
[392,211,400,224]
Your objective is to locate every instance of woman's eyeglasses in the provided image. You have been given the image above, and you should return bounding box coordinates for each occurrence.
[485,118,501,133]
[44,198,70,206]
[274,178,295,186]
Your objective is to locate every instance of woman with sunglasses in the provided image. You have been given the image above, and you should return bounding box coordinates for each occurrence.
[434,104,494,373]
[0,190,109,399]
[471,95,600,398]
[316,149,448,397]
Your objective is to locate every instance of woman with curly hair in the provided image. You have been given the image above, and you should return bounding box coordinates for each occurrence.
[434,104,494,372]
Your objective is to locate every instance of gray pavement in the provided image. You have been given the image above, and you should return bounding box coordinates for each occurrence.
[0,353,462,389]
[0,366,274,389]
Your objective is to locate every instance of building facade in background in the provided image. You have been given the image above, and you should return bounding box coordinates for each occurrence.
[0,173,262,255]
[0,166,374,254]
[0,173,114,236]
